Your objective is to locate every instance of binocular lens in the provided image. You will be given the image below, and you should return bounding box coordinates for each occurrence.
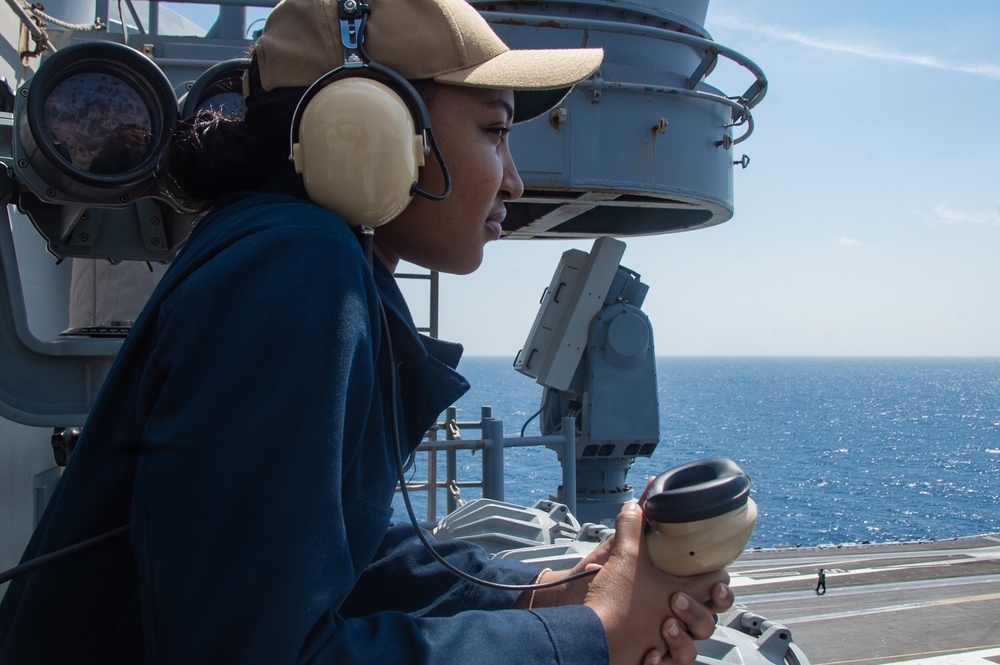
[193,91,245,119]
[43,72,154,176]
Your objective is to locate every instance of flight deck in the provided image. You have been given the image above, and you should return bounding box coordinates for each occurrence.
[727,534,1000,665]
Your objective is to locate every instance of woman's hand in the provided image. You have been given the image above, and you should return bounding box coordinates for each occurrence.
[581,502,732,665]
[643,582,735,665]
[515,536,612,609]
[514,474,736,664]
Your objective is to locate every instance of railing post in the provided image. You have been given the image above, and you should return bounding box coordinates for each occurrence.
[485,418,505,503]
[445,406,458,514]
[561,416,577,518]
[426,448,437,521]
[419,425,439,521]
[479,406,492,498]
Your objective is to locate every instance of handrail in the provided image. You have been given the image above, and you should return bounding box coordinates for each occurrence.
[580,79,756,145]
[2,0,56,52]
[481,10,767,144]
[399,409,578,522]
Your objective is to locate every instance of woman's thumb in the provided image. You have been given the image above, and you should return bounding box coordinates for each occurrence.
[612,501,645,556]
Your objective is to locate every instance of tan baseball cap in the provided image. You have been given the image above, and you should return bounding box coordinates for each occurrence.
[249,0,604,122]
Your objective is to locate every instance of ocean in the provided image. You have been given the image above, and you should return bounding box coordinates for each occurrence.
[395,356,1000,549]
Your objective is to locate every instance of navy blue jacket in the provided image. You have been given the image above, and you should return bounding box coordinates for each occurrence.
[0,193,607,664]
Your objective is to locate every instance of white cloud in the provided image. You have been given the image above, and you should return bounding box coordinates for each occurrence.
[837,237,862,246]
[933,205,1000,226]
[713,16,1000,81]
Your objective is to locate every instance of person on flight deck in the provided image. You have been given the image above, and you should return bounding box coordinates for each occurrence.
[0,1,734,663]
[816,568,827,595]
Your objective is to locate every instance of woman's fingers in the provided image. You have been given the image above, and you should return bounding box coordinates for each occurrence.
[670,592,717,641]
[709,582,735,613]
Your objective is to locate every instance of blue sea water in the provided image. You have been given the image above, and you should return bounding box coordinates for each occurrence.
[396,357,1000,549]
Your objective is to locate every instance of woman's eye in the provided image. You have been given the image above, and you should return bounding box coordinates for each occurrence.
[491,126,511,142]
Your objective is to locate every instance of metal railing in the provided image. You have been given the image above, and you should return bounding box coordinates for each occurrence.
[480,10,768,145]
[400,406,579,522]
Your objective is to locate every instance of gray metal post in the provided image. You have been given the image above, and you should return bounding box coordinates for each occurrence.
[429,270,439,339]
[486,418,505,503]
[426,448,437,521]
[445,406,458,514]
[210,6,246,40]
[480,406,494,499]
[149,1,159,36]
[561,416,577,517]
[481,417,493,498]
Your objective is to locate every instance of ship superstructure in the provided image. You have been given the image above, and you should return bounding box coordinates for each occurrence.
[0,3,810,664]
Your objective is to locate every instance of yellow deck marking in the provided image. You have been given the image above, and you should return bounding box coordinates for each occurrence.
[818,645,1000,665]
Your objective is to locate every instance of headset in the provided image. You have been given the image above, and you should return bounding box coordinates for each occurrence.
[288,0,450,228]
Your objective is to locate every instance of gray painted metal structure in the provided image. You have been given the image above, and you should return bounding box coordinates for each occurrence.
[0,0,765,425]
[478,0,766,238]
[0,5,793,664]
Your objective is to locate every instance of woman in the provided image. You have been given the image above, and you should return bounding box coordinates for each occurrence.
[0,0,733,663]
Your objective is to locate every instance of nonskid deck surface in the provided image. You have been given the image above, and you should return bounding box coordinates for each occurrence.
[725,534,1000,665]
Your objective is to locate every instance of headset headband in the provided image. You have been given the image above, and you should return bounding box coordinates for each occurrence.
[287,0,451,205]
[338,0,369,67]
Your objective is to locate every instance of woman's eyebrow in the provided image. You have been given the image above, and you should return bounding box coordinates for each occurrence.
[484,97,514,123]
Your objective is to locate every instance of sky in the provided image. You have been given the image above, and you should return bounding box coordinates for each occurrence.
[169,1,1000,358]
[454,0,1000,358]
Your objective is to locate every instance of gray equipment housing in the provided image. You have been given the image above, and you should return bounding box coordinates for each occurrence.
[476,0,765,238]
[513,236,659,523]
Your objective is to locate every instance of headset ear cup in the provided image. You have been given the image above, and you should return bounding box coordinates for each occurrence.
[292,78,426,227]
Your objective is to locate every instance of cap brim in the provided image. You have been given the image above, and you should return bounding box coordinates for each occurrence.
[511,88,571,123]
[434,48,602,123]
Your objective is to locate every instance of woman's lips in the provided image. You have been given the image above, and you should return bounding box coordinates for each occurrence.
[485,211,505,240]
[485,219,503,240]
